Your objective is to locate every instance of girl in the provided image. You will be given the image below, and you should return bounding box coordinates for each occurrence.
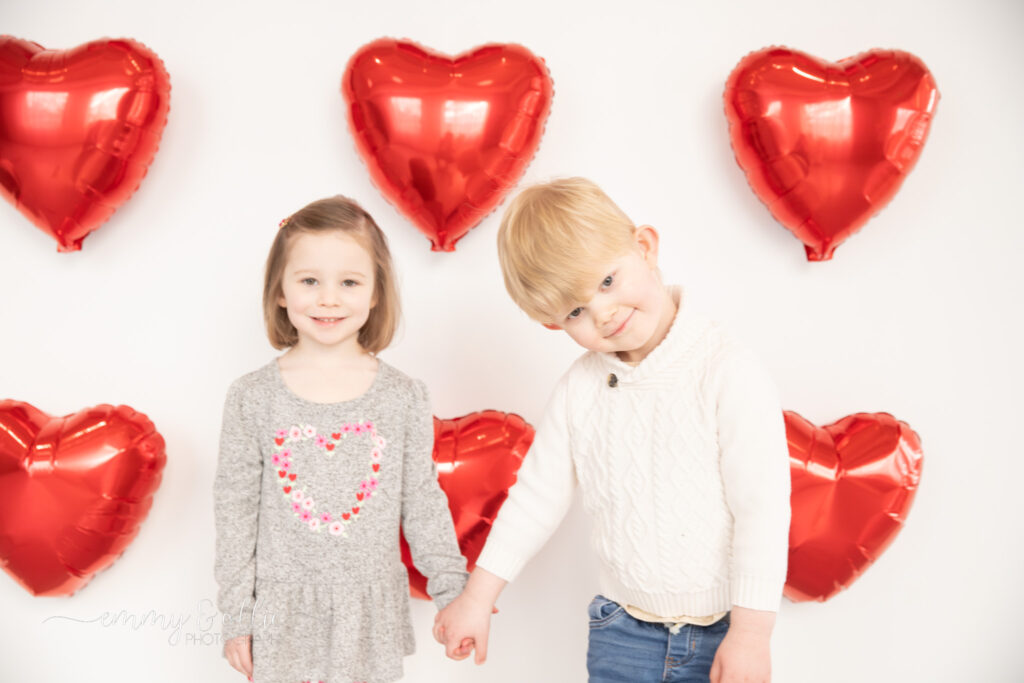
[214,196,467,683]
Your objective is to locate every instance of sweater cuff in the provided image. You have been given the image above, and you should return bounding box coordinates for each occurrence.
[474,542,528,583]
[731,573,785,612]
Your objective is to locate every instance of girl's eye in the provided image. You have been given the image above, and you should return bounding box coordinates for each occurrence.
[567,307,583,320]
[342,279,358,287]
[602,275,614,288]
[302,277,317,286]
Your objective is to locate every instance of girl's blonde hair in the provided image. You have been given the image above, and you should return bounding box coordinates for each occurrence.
[263,196,399,353]
[497,177,637,322]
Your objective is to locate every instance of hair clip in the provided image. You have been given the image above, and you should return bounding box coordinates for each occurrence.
[278,217,290,229]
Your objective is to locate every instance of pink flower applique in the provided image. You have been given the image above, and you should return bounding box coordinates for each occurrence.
[288,426,302,440]
[272,454,281,466]
[340,423,353,434]
[370,448,382,460]
[299,509,312,522]
[275,429,287,439]
[302,425,316,438]
[354,423,365,435]
[308,518,320,531]
[375,436,386,448]
[291,491,304,503]
[291,502,302,513]
[320,512,332,523]
[363,421,374,431]
[280,461,291,471]
[315,434,328,448]
[328,521,344,536]
[359,478,379,495]
[302,497,315,511]
[280,448,292,459]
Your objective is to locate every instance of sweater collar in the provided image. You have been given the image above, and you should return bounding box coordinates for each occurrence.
[593,286,706,383]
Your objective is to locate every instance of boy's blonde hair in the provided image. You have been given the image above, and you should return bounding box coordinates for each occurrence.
[263,196,400,353]
[497,177,637,322]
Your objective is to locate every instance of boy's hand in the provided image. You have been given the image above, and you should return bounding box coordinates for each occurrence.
[223,634,253,678]
[709,605,775,683]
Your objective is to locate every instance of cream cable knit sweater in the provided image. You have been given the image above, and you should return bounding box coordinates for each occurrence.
[476,288,791,616]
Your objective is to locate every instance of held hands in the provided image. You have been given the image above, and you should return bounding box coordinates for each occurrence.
[432,591,496,663]
[223,634,253,679]
[433,567,507,664]
[709,606,776,683]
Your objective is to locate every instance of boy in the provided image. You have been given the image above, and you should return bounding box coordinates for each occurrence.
[434,178,790,682]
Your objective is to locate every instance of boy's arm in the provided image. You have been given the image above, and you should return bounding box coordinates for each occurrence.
[716,346,791,610]
[472,373,577,582]
[713,346,790,682]
[435,374,577,662]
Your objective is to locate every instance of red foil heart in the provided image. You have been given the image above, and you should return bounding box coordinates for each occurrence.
[0,401,166,596]
[725,47,938,261]
[784,411,923,602]
[0,37,171,252]
[402,411,534,599]
[343,39,553,252]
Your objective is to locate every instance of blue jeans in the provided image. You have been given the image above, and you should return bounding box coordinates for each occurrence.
[586,595,730,683]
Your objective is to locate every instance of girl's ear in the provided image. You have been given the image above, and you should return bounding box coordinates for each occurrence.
[635,225,660,267]
[542,323,561,331]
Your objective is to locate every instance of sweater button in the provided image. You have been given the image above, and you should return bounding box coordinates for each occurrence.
[607,373,618,388]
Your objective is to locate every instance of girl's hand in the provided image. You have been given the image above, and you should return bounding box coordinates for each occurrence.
[223,634,253,678]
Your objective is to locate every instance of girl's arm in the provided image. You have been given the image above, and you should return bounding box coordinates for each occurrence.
[400,380,468,607]
[213,380,264,645]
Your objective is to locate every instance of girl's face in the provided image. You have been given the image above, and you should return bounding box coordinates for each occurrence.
[277,230,376,354]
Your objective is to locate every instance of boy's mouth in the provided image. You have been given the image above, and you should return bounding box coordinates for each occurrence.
[607,310,634,338]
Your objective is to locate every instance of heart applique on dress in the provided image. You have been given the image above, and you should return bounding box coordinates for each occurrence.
[270,421,385,538]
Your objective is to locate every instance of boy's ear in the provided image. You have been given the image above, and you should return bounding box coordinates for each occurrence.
[542,323,561,331]
[635,225,660,266]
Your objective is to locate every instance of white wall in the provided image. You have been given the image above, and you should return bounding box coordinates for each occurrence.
[2,0,1022,681]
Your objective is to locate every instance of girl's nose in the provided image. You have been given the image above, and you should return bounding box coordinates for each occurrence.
[318,285,342,306]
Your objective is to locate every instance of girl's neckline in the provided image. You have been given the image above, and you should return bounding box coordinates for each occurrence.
[271,356,384,406]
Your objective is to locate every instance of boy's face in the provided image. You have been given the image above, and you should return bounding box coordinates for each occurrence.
[546,226,674,363]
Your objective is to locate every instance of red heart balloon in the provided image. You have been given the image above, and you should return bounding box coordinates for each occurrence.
[401,410,534,599]
[0,37,171,252]
[343,39,553,252]
[0,401,166,596]
[784,411,923,602]
[725,47,938,261]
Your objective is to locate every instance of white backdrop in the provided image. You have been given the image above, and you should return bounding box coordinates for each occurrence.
[2,1,1022,681]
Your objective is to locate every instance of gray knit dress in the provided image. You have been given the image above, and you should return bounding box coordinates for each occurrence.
[214,360,467,683]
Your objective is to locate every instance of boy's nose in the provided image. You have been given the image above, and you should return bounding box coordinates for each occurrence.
[597,304,617,330]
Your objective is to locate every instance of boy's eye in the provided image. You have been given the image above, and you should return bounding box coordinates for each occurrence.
[567,307,583,320]
[602,275,614,288]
